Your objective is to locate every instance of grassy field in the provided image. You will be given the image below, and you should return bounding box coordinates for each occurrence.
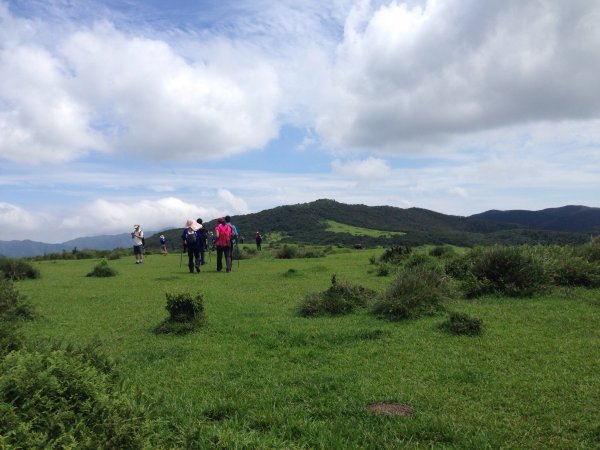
[324,220,406,238]
[16,246,600,449]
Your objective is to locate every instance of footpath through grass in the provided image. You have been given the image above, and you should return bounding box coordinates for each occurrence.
[17,247,600,448]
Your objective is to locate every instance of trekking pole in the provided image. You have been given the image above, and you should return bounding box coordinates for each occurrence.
[236,240,240,268]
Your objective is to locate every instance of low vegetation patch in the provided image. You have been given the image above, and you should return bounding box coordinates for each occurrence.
[0,344,152,449]
[86,259,117,277]
[155,291,206,334]
[439,311,484,336]
[372,266,452,320]
[299,275,375,316]
[0,279,34,357]
[0,258,40,281]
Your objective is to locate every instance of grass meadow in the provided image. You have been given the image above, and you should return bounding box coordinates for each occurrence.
[15,246,600,449]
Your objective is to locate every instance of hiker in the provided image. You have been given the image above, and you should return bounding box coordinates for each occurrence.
[131,224,144,264]
[196,218,207,265]
[159,235,168,255]
[215,217,233,272]
[225,215,238,269]
[181,219,203,273]
[255,231,262,250]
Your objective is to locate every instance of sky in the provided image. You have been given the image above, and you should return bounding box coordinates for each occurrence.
[1,0,599,243]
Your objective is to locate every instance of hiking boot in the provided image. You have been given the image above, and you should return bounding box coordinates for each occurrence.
[195,266,200,273]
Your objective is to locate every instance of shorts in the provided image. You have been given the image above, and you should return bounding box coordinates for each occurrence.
[133,245,144,255]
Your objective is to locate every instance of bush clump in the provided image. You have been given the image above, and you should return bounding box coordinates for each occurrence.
[550,255,600,287]
[439,311,484,336]
[379,245,412,264]
[463,246,547,297]
[0,258,40,281]
[299,275,375,317]
[86,259,117,277]
[372,266,452,321]
[0,279,34,357]
[0,344,152,449]
[155,292,206,334]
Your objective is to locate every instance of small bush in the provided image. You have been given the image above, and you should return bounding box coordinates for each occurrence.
[372,266,451,321]
[0,345,152,449]
[298,276,375,317]
[551,256,600,287]
[0,258,40,280]
[0,279,34,357]
[0,279,34,321]
[275,245,297,259]
[376,263,391,277]
[380,245,411,264]
[466,246,548,297]
[155,292,206,334]
[86,260,117,277]
[439,311,484,336]
[429,245,456,258]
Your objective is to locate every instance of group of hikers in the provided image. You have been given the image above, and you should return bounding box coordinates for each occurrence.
[131,217,263,273]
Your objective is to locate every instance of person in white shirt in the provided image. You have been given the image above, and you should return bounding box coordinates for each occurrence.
[131,224,144,264]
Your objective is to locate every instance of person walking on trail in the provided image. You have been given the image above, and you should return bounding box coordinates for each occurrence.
[159,235,168,255]
[225,215,238,269]
[255,231,262,250]
[131,224,144,264]
[196,218,208,265]
[215,217,233,272]
[182,219,203,273]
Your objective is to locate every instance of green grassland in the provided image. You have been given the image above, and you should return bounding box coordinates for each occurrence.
[15,246,600,448]
[324,220,406,238]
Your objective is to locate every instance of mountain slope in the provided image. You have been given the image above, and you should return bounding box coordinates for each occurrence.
[158,199,587,249]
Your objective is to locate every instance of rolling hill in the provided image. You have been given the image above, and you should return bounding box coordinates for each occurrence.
[3,201,598,258]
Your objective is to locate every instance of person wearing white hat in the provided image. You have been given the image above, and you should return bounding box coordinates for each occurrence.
[181,219,202,273]
[131,224,144,264]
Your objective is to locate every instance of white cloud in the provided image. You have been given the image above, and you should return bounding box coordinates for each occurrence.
[331,157,392,178]
[0,8,282,165]
[217,189,250,215]
[0,202,38,240]
[316,0,600,152]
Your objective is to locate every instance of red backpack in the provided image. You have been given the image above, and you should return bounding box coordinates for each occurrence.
[216,223,232,247]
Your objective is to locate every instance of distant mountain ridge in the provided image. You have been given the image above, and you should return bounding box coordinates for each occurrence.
[0,233,141,258]
[2,201,598,258]
[470,205,600,233]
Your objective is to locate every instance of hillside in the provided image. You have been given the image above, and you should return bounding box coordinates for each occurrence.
[157,199,589,250]
[470,205,600,233]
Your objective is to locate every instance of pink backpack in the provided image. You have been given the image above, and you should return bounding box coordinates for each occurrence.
[216,223,232,247]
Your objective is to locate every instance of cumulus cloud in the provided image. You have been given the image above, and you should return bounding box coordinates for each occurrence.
[0,202,38,240]
[0,7,281,165]
[316,0,600,152]
[217,188,250,214]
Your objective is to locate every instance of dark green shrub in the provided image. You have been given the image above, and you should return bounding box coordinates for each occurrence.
[444,253,473,280]
[166,292,205,322]
[439,311,484,336]
[403,253,440,270]
[275,245,297,259]
[429,245,456,258]
[380,245,411,264]
[467,246,547,297]
[372,266,451,321]
[0,279,34,357]
[298,276,375,317]
[0,279,34,321]
[551,256,600,287]
[155,292,206,334]
[0,258,40,280]
[86,260,117,277]
[0,345,152,449]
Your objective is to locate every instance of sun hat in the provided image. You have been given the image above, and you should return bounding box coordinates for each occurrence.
[217,217,225,223]
[185,219,201,231]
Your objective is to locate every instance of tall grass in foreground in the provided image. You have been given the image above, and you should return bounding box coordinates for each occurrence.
[11,247,600,448]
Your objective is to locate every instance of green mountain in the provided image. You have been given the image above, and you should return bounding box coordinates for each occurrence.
[154,199,589,250]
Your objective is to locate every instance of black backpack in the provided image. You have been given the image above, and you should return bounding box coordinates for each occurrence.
[186,229,197,244]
